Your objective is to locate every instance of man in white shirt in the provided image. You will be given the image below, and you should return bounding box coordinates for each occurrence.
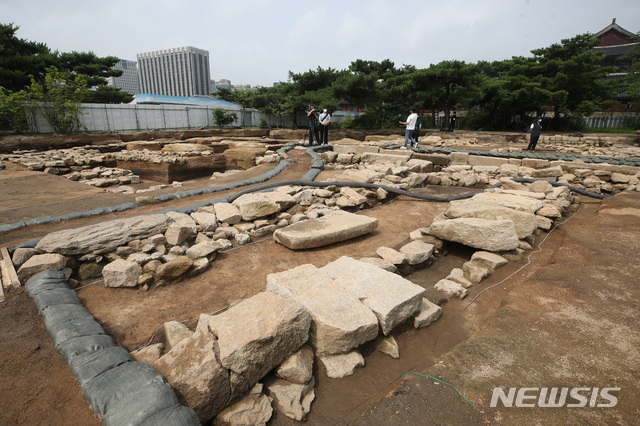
[318,107,331,145]
[399,108,418,149]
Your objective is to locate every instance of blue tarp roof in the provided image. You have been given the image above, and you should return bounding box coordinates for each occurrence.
[133,94,240,108]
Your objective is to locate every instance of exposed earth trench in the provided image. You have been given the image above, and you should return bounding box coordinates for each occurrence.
[0,147,638,425]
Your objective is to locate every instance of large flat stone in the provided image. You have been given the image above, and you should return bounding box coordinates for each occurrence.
[209,291,311,385]
[320,257,425,335]
[361,152,411,165]
[445,199,537,239]
[471,192,544,213]
[273,211,378,250]
[267,264,379,355]
[35,214,172,255]
[428,218,519,252]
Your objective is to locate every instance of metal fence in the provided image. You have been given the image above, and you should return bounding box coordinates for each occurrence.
[582,115,638,129]
[26,103,639,133]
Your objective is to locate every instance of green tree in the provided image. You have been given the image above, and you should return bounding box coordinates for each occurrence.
[530,33,615,118]
[84,85,134,104]
[214,88,254,127]
[252,84,296,128]
[0,23,58,92]
[57,51,132,104]
[621,41,640,109]
[288,66,344,113]
[28,67,88,133]
[0,24,131,104]
[333,59,414,128]
[412,60,477,128]
[0,87,36,133]
[212,108,237,128]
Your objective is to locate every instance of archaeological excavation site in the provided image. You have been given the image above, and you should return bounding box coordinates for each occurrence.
[1,128,639,425]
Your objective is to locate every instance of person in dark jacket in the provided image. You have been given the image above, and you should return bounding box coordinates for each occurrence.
[527,118,542,151]
[306,105,320,146]
[449,111,457,132]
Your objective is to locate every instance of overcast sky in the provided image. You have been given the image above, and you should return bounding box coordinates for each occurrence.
[2,0,639,87]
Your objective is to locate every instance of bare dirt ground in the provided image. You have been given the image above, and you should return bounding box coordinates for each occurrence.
[1,144,639,425]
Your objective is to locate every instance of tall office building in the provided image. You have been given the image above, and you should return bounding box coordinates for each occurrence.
[137,46,211,97]
[106,59,140,95]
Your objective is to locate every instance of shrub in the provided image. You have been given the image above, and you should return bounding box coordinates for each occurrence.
[212,108,238,128]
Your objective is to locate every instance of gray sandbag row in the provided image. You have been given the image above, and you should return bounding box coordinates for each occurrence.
[24,269,200,426]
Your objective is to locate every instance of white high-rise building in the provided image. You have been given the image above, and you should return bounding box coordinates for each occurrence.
[106,59,140,95]
[137,46,211,97]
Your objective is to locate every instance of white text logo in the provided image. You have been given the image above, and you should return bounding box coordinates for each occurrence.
[490,387,620,408]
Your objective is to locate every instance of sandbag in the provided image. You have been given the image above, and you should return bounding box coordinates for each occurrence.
[49,318,106,347]
[82,361,168,418]
[58,334,116,362]
[140,405,201,426]
[25,269,68,297]
[32,288,81,313]
[43,304,95,328]
[69,346,133,387]
[101,382,179,426]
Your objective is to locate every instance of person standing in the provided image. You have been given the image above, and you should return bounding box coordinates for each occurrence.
[449,111,457,132]
[527,118,542,151]
[318,107,331,145]
[399,108,418,149]
[306,105,320,146]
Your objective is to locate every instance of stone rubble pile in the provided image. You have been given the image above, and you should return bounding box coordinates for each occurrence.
[322,148,640,194]
[129,256,440,424]
[0,147,143,189]
[12,182,396,287]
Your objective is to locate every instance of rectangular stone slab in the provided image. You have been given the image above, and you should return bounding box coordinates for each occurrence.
[267,264,379,355]
[34,214,172,256]
[273,210,378,250]
[208,291,311,380]
[320,257,425,335]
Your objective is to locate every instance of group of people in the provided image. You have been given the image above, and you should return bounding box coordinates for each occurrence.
[306,106,331,145]
[306,105,543,151]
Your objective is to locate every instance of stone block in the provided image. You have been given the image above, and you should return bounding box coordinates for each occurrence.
[462,260,492,284]
[434,279,468,299]
[35,214,172,256]
[414,298,442,329]
[471,251,508,269]
[428,218,519,251]
[468,155,510,167]
[318,352,365,378]
[376,246,408,265]
[321,257,425,335]
[399,240,435,265]
[153,314,230,423]
[266,377,315,421]
[209,291,311,384]
[102,259,141,288]
[266,264,379,355]
[214,203,242,225]
[17,254,68,282]
[275,345,314,385]
[232,194,280,221]
[273,210,378,250]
